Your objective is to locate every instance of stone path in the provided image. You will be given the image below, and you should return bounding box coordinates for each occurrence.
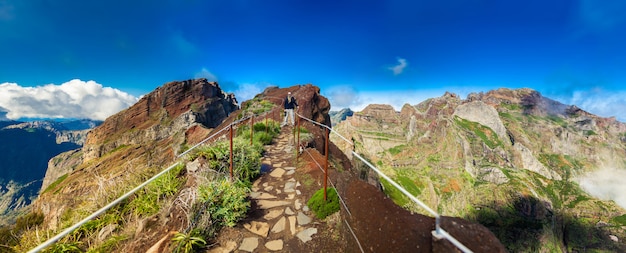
[208,126,318,252]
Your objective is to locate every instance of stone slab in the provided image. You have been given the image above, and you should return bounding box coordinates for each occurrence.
[297,211,312,226]
[288,216,297,235]
[258,200,290,209]
[296,228,318,243]
[265,240,284,251]
[250,192,277,200]
[239,237,259,252]
[271,216,286,233]
[269,168,286,178]
[263,209,283,220]
[244,221,269,237]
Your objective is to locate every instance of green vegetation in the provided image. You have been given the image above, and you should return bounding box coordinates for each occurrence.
[380,172,423,208]
[388,144,406,155]
[500,102,522,111]
[308,188,340,219]
[0,211,45,249]
[241,98,275,115]
[172,230,207,253]
[44,242,82,253]
[538,154,582,180]
[191,139,262,183]
[109,144,130,154]
[454,116,502,149]
[547,115,567,128]
[127,163,184,217]
[612,214,626,226]
[198,179,250,227]
[584,130,597,136]
[42,173,69,194]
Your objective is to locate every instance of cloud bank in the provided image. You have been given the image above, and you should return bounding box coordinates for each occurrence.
[325,88,451,111]
[0,79,138,120]
[556,89,626,122]
[578,167,626,209]
[388,58,408,75]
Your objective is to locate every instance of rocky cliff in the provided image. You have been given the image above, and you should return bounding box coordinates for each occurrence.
[33,78,238,232]
[333,88,626,252]
[0,120,95,225]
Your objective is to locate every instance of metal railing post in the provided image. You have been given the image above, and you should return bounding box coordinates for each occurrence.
[324,127,329,201]
[229,124,234,181]
[265,115,268,133]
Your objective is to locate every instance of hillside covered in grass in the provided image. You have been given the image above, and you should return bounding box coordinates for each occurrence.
[333,88,626,252]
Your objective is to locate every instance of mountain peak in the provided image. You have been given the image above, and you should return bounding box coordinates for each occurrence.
[83,78,238,161]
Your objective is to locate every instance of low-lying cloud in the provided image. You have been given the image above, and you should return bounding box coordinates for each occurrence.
[0,79,138,121]
[578,167,626,209]
[567,89,626,122]
[325,88,451,112]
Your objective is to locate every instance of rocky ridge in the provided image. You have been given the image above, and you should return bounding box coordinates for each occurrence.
[33,78,238,231]
[13,81,507,252]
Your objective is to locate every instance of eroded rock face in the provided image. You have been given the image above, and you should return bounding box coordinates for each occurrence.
[83,78,238,161]
[454,101,510,145]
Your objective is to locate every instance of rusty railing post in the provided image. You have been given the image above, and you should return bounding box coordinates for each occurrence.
[250,115,254,145]
[229,124,234,181]
[324,127,329,201]
[265,115,268,133]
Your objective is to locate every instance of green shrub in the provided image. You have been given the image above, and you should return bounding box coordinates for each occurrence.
[172,231,206,253]
[43,242,82,253]
[192,139,261,182]
[388,145,406,155]
[254,132,273,145]
[612,214,626,226]
[197,178,250,228]
[15,212,44,232]
[308,188,340,219]
[127,164,184,217]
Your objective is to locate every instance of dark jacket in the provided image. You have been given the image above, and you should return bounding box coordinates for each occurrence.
[284,96,298,109]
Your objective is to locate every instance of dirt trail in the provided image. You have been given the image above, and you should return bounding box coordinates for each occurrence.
[207,127,323,252]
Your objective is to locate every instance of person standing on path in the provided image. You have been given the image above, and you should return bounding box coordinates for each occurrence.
[282,92,298,127]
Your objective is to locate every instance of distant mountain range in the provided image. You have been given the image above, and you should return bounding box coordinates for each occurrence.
[332,88,626,252]
[0,119,100,225]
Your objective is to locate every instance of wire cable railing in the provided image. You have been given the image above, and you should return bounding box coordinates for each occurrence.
[295,112,474,253]
[28,111,269,253]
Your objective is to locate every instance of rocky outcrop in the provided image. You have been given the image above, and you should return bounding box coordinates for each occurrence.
[83,78,238,161]
[358,104,399,125]
[453,101,510,145]
[329,108,353,126]
[40,149,83,192]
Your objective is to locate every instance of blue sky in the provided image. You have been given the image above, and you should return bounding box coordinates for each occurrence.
[1,0,626,120]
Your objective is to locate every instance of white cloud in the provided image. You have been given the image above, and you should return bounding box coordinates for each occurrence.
[578,167,626,209]
[233,82,274,102]
[564,89,626,122]
[388,58,408,75]
[325,86,361,110]
[194,68,218,81]
[0,79,138,120]
[325,87,450,111]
